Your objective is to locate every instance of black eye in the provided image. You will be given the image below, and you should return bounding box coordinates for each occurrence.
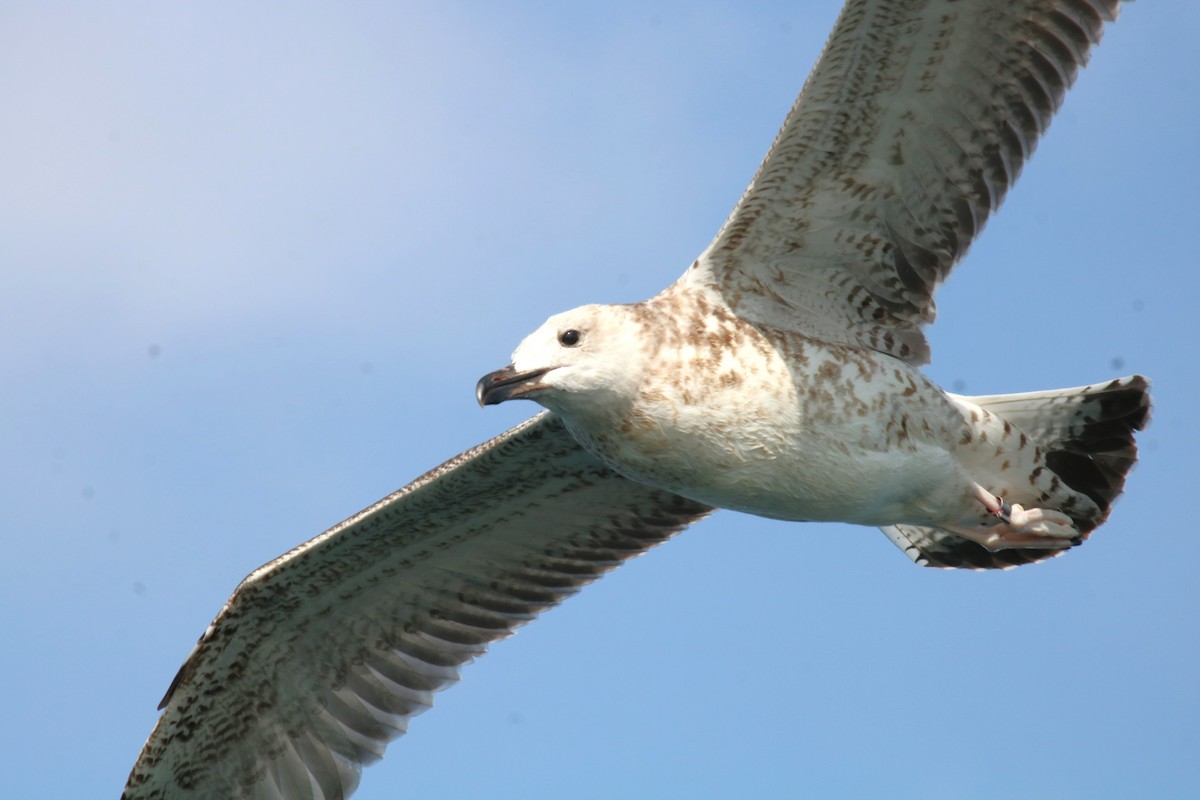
[558,329,582,347]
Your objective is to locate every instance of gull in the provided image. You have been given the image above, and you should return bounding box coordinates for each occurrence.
[123,1,1149,798]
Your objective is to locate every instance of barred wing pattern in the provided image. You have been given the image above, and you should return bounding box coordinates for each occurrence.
[686,0,1121,364]
[123,2,1133,796]
[122,413,711,799]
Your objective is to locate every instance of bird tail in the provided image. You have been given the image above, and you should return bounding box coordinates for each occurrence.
[882,375,1151,569]
[969,374,1150,530]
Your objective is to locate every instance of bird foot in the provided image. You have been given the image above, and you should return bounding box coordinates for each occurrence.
[951,485,1080,551]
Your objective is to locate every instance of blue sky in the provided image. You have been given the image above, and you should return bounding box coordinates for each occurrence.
[2,2,1197,797]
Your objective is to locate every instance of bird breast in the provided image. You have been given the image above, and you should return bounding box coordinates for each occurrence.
[559,321,968,525]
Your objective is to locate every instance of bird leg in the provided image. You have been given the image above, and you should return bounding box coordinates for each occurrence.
[943,484,1080,551]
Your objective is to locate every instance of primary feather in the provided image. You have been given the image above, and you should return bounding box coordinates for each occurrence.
[124,2,1145,797]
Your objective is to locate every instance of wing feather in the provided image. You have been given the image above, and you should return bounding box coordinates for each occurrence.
[683,0,1122,364]
[122,413,711,799]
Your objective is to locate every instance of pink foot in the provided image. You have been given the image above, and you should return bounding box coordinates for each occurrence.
[956,483,1079,551]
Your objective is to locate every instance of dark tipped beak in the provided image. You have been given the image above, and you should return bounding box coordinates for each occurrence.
[476,365,552,407]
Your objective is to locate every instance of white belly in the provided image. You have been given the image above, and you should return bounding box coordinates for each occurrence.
[562,340,971,527]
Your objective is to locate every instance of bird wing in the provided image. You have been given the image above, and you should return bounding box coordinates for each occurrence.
[122,413,712,799]
[682,0,1121,364]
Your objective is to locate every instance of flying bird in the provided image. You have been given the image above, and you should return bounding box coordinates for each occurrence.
[123,1,1149,797]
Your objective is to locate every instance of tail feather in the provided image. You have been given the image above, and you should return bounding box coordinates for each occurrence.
[972,375,1150,531]
[881,523,1064,570]
[967,375,1147,453]
[884,375,1150,570]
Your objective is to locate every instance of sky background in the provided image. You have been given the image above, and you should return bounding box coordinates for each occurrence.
[2,2,1197,798]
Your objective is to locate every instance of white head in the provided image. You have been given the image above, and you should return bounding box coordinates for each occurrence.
[476,303,645,416]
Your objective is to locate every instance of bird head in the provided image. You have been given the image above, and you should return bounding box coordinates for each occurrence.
[476,304,644,415]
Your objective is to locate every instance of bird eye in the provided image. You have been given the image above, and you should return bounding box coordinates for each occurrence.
[558,329,582,347]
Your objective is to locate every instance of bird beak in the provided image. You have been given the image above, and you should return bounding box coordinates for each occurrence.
[476,365,552,407]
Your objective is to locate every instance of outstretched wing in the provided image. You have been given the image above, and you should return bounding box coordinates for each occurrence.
[123,413,711,800]
[683,0,1122,364]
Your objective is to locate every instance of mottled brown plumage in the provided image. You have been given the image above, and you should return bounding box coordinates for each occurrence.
[124,416,711,799]
[688,0,1122,366]
[124,2,1147,798]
